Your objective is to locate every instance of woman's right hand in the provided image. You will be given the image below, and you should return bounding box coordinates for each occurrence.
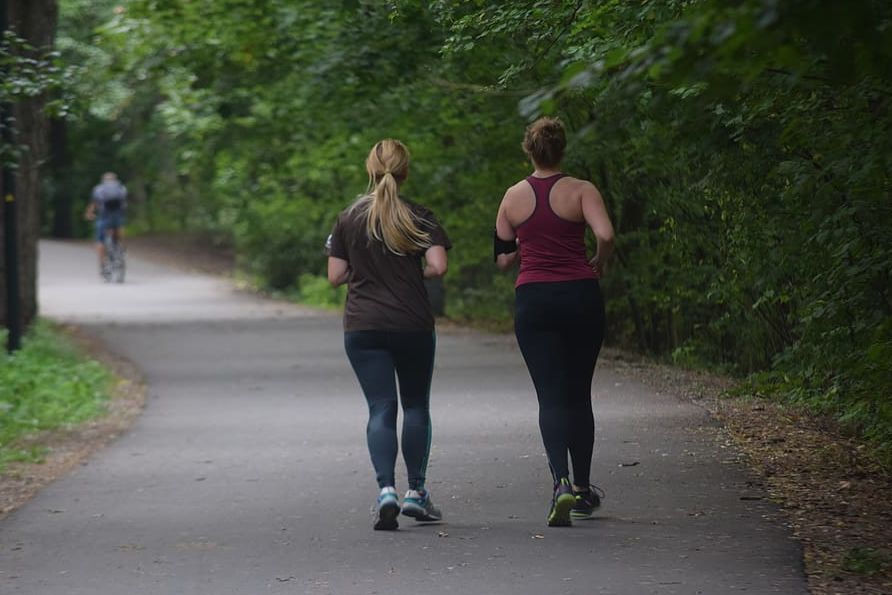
[589,255,605,279]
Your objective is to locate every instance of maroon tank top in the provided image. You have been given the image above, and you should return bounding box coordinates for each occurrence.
[515,174,596,288]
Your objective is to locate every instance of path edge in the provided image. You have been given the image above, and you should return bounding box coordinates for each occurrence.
[0,322,146,520]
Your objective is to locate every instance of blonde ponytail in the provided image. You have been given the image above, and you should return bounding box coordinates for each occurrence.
[359,139,430,255]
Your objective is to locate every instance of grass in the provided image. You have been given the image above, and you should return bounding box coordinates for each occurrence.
[0,321,112,471]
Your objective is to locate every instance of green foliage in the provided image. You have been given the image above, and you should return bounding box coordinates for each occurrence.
[0,30,72,165]
[297,274,346,309]
[442,0,892,450]
[842,547,892,576]
[55,0,892,453]
[448,274,516,327]
[0,32,64,104]
[0,322,111,470]
[234,191,339,290]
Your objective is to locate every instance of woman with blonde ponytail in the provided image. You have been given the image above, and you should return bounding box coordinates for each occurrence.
[327,139,451,531]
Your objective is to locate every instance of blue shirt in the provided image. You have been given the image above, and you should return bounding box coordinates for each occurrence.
[92,181,127,216]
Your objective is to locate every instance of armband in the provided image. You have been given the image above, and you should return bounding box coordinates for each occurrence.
[493,229,518,261]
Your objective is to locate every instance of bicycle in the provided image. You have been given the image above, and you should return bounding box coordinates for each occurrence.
[101,230,126,284]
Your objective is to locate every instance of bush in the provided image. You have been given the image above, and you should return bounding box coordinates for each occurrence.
[234,192,339,291]
[297,274,346,309]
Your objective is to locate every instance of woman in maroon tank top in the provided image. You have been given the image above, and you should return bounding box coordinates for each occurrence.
[494,117,615,527]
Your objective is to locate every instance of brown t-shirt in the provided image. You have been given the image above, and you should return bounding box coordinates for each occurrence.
[329,198,451,332]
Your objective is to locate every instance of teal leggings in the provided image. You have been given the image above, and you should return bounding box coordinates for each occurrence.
[344,330,436,490]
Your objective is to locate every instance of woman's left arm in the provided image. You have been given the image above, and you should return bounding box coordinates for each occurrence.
[423,245,448,278]
[328,256,350,287]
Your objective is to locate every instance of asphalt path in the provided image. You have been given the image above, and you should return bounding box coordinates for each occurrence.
[0,240,809,594]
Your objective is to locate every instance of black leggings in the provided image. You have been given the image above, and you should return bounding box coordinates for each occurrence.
[514,279,605,486]
[344,330,436,490]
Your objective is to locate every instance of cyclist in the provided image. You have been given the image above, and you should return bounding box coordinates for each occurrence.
[85,172,127,279]
[494,117,615,527]
[327,139,450,530]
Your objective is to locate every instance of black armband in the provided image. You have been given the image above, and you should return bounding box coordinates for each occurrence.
[493,229,518,261]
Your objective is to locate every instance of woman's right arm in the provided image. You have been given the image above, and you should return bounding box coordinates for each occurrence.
[328,257,350,287]
[494,194,519,271]
[580,182,615,276]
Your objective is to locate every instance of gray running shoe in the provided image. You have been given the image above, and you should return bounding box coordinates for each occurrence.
[401,489,442,522]
[374,487,400,531]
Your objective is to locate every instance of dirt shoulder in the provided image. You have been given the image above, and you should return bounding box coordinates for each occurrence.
[125,232,236,277]
[603,351,892,595]
[0,325,146,520]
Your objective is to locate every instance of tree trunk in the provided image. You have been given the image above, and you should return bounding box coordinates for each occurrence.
[49,117,73,238]
[0,0,58,330]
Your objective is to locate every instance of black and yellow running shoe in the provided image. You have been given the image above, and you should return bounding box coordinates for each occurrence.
[547,478,575,527]
[571,484,605,519]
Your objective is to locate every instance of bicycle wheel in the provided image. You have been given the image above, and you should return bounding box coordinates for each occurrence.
[103,233,123,284]
[110,238,126,284]
[101,236,113,282]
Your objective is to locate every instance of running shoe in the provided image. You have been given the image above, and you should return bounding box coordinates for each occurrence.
[401,488,442,522]
[547,478,575,527]
[571,484,605,519]
[373,487,400,531]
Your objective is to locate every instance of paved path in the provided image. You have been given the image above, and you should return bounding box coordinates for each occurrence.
[0,241,808,594]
